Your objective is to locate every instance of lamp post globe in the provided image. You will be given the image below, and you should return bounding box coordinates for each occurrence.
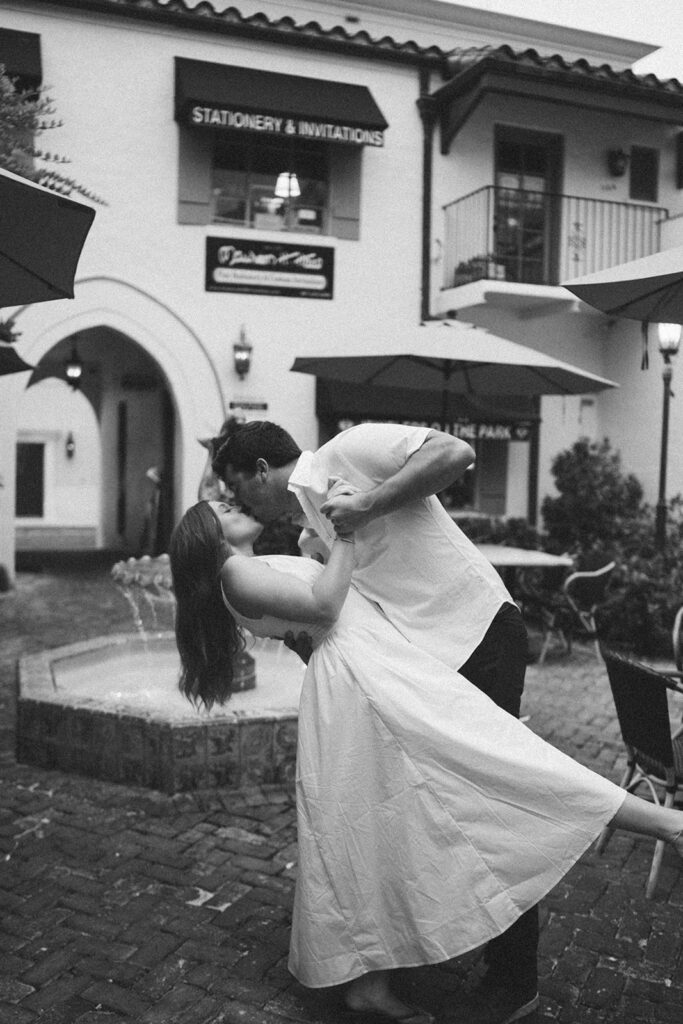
[655,322,682,551]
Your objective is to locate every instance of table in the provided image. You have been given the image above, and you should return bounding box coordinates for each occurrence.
[476,545,574,570]
[476,545,574,596]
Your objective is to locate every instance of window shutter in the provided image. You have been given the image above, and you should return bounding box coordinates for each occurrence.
[177,128,213,224]
[329,147,362,240]
[629,147,659,203]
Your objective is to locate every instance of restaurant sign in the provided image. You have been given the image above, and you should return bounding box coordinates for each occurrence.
[336,417,534,441]
[206,238,334,299]
[453,421,534,442]
[189,106,384,147]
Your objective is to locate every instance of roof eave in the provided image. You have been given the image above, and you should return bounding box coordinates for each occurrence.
[41,0,449,70]
[434,57,683,151]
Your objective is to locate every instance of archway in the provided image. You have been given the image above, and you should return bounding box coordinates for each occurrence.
[1,278,225,573]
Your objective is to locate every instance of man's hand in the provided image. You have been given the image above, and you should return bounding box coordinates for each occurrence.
[284,631,313,665]
[321,477,375,533]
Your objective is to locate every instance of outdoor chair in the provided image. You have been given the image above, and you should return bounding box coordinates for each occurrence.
[516,565,574,665]
[562,560,616,659]
[596,645,683,898]
[673,604,683,671]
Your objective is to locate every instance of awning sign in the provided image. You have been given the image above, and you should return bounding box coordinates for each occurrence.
[206,237,334,299]
[336,417,534,440]
[453,421,534,441]
[190,106,384,146]
[175,59,389,149]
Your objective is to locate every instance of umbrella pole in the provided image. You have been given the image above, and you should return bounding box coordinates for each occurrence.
[441,362,454,432]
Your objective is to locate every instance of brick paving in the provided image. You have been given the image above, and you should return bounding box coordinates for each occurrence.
[1,554,683,1023]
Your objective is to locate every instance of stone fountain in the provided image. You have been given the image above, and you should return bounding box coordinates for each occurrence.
[16,555,304,794]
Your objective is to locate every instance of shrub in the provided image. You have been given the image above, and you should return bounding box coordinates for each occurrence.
[541,437,683,656]
[541,438,643,555]
[595,498,683,656]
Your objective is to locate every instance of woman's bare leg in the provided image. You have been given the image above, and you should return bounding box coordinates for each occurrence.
[608,792,683,851]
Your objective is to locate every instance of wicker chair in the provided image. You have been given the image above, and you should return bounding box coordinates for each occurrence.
[673,604,683,671]
[562,561,616,659]
[516,564,574,665]
[597,645,683,898]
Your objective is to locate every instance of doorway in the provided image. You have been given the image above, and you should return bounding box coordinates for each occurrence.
[494,127,564,285]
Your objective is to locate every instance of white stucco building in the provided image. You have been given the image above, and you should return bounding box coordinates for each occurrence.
[1,0,682,578]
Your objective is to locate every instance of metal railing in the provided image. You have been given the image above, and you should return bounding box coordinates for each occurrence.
[442,185,667,290]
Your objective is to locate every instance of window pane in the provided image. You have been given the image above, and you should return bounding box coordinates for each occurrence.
[630,147,659,203]
[212,136,328,232]
[16,442,44,517]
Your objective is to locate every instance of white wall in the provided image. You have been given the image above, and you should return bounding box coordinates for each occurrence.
[16,379,100,530]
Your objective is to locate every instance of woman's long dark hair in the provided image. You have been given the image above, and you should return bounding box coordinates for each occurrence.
[169,501,245,709]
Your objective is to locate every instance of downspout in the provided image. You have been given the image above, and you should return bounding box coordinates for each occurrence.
[417,69,438,323]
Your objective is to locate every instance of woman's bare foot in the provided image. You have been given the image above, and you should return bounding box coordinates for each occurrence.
[345,970,433,1022]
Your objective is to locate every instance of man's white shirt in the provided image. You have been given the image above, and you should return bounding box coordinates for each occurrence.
[287,423,511,671]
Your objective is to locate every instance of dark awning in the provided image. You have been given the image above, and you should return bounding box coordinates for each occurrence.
[175,57,388,147]
[315,379,540,434]
[0,28,42,91]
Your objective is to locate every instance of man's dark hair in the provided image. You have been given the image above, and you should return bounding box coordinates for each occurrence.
[212,420,302,478]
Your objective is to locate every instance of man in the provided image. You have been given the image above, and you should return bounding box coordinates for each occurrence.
[213,419,537,1024]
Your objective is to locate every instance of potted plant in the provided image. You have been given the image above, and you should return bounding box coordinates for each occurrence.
[452,254,506,287]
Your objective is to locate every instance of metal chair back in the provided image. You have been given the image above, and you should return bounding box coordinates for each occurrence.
[563,561,616,626]
[597,644,683,897]
[600,646,676,776]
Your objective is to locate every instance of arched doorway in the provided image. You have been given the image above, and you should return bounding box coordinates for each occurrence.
[1,277,226,579]
[20,327,176,555]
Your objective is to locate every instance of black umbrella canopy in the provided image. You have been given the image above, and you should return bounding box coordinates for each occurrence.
[291,322,618,396]
[562,246,683,325]
[0,342,33,376]
[0,166,96,307]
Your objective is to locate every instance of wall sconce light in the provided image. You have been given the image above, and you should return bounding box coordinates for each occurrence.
[65,431,75,459]
[233,326,253,379]
[64,344,83,390]
[607,148,629,177]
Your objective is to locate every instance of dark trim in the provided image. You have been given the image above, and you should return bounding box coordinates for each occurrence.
[527,398,540,526]
[417,70,437,322]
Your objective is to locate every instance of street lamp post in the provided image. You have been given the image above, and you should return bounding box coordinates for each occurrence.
[655,322,682,551]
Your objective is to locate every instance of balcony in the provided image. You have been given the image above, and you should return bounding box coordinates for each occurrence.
[439,185,667,316]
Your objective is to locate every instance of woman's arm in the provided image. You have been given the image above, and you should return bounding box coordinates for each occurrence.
[221,535,355,624]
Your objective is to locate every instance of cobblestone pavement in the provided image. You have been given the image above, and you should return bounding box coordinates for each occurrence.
[1,556,683,1023]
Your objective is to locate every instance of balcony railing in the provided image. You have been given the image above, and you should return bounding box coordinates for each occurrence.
[442,185,667,290]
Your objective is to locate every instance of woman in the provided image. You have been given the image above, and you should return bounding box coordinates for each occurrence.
[169,500,683,1024]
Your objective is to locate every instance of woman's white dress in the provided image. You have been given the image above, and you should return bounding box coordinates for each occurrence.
[225,555,625,989]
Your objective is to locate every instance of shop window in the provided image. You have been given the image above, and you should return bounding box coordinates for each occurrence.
[212,136,328,233]
[16,442,44,517]
[630,147,659,203]
[0,28,42,92]
[178,128,362,239]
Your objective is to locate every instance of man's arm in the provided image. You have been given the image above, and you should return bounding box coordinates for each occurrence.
[320,431,474,532]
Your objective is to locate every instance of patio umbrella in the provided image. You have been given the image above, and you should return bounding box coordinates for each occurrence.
[0,341,33,376]
[291,321,617,427]
[562,246,683,325]
[0,166,96,308]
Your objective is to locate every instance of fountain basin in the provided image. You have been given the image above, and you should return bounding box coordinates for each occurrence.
[17,632,304,794]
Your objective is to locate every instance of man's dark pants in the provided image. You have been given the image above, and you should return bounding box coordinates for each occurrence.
[458,601,539,996]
